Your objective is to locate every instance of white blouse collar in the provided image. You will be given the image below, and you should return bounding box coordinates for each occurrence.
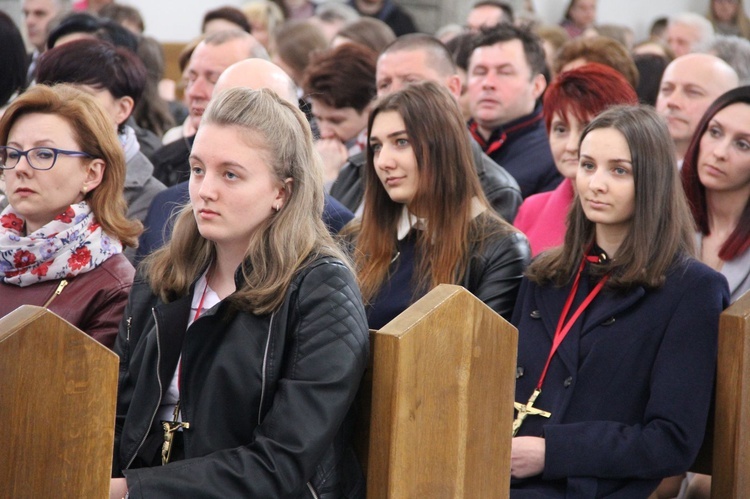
[395,198,486,241]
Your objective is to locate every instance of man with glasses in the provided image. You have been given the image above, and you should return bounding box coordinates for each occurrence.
[150,30,267,187]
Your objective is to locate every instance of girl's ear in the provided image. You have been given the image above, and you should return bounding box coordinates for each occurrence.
[274,177,293,209]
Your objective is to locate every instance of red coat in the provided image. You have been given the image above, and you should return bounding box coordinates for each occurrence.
[0,253,134,349]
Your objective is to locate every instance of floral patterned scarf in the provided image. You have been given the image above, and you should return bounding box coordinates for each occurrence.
[0,202,123,287]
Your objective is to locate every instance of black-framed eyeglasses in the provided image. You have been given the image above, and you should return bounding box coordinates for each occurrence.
[0,146,96,171]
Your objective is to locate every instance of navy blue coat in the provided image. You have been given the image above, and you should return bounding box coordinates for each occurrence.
[510,257,729,498]
[135,181,353,265]
[469,104,562,199]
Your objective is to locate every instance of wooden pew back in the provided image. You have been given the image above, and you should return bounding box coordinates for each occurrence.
[357,284,517,498]
[710,290,750,497]
[0,306,118,497]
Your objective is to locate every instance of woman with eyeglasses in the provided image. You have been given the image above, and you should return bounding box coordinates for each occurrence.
[0,84,142,349]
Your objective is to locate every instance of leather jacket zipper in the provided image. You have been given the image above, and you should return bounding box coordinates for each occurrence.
[258,311,275,425]
[125,308,164,469]
[259,314,318,498]
[43,279,68,308]
[307,482,319,499]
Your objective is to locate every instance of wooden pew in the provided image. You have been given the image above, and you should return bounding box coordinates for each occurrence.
[356,284,518,498]
[686,290,750,498]
[708,290,750,497]
[0,305,118,497]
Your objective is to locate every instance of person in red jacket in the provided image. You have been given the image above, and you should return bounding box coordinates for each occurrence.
[0,84,141,349]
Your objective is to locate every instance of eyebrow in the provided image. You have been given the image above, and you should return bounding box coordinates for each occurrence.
[7,139,57,147]
[579,154,632,164]
[712,118,750,137]
[190,154,247,168]
[370,130,408,141]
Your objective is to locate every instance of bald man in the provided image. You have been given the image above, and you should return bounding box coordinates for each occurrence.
[656,53,739,163]
[213,58,298,104]
[136,60,353,262]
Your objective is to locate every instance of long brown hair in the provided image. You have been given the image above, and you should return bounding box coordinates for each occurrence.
[527,105,695,288]
[353,81,514,302]
[144,87,348,314]
[0,83,141,247]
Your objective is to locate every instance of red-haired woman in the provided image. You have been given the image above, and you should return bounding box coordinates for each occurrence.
[514,63,638,256]
[348,81,530,328]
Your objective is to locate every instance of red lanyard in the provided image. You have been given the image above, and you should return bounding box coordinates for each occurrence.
[534,255,609,391]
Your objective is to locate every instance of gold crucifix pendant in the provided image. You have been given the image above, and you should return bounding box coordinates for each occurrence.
[512,388,551,437]
[161,402,190,465]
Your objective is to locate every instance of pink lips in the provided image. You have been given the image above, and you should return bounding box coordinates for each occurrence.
[14,187,35,196]
[478,97,500,106]
[198,208,219,219]
[384,176,404,186]
[702,164,724,177]
[586,199,609,210]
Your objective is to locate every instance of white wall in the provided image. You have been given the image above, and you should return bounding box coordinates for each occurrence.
[126,0,716,43]
[530,0,709,41]
[126,0,243,42]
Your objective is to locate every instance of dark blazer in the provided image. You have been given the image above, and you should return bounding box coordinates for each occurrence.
[135,181,353,264]
[510,258,729,498]
[150,135,194,188]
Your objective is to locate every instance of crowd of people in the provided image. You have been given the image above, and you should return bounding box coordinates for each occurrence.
[1,0,749,497]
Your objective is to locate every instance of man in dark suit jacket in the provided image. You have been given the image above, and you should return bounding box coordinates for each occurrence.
[467,24,562,198]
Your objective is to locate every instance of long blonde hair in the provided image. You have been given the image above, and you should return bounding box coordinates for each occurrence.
[144,87,348,313]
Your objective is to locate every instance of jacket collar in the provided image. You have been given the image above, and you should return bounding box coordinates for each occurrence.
[395,198,486,240]
[468,103,544,156]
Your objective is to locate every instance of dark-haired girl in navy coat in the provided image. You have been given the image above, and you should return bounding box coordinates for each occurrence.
[509,105,729,498]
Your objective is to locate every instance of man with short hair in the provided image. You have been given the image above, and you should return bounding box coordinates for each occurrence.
[22,0,70,81]
[656,53,738,164]
[330,34,523,222]
[466,1,513,32]
[666,12,715,57]
[150,30,267,187]
[467,24,560,198]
